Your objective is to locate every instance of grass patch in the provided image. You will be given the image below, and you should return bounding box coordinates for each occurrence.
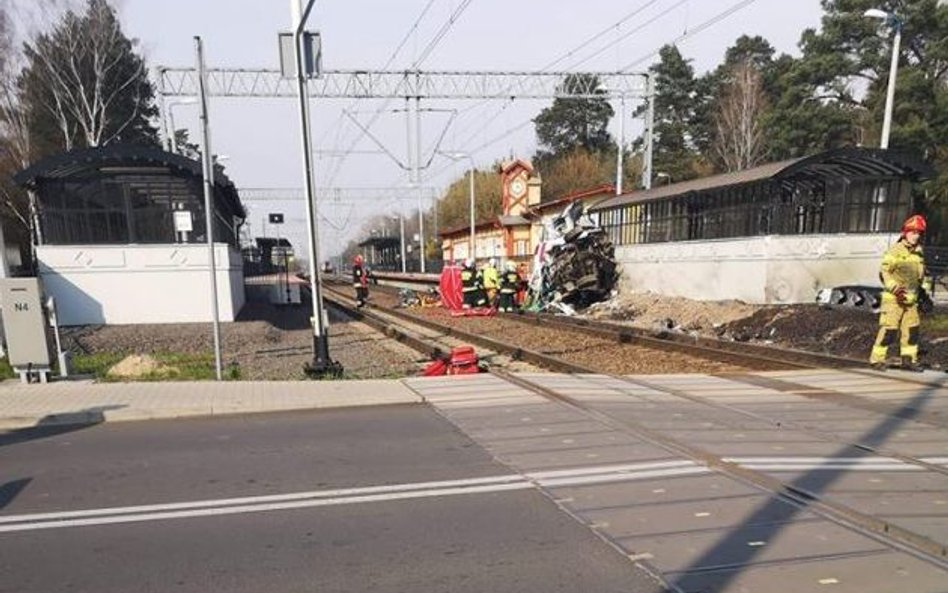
[73,351,240,381]
[71,352,125,378]
[925,312,948,333]
[0,357,15,380]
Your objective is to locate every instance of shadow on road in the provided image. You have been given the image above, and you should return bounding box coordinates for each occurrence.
[0,405,126,448]
[0,405,125,511]
[669,379,942,592]
[0,478,32,511]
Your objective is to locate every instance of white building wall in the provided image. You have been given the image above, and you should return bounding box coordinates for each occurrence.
[37,244,245,325]
[616,233,898,304]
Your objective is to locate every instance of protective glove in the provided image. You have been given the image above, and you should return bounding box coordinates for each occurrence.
[893,286,908,305]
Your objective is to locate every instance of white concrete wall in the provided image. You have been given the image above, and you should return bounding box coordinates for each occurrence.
[616,233,898,304]
[37,244,245,325]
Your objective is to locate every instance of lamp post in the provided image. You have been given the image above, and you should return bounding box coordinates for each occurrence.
[864,8,902,149]
[165,98,197,153]
[439,151,476,261]
[393,215,406,272]
[655,172,672,187]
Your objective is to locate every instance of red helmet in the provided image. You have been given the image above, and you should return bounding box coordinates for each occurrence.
[901,215,927,235]
[353,254,364,265]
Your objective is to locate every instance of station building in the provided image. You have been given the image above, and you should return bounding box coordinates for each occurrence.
[14,145,247,325]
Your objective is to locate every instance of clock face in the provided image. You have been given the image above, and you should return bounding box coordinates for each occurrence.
[510,178,526,198]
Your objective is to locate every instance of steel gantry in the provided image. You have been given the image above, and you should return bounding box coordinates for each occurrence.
[157,68,650,100]
[155,67,657,193]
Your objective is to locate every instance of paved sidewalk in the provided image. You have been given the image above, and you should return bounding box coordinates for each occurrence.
[0,379,422,430]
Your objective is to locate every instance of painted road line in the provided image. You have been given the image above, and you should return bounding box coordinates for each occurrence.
[0,482,535,533]
[3,456,944,533]
[0,461,706,533]
[0,473,528,525]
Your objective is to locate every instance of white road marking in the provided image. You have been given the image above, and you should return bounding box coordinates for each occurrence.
[2,455,945,533]
[0,460,704,533]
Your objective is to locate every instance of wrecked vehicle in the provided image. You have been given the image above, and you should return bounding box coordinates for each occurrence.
[528,201,619,312]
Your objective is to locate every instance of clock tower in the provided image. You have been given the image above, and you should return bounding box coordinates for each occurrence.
[500,159,538,217]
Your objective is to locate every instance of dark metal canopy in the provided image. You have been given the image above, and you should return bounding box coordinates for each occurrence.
[358,237,400,248]
[14,144,246,219]
[593,147,934,211]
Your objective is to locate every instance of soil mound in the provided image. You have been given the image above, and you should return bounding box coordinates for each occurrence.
[108,354,171,378]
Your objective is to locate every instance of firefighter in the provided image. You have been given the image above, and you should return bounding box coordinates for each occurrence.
[352,254,369,308]
[498,261,521,313]
[460,259,485,308]
[869,214,932,371]
[482,258,499,306]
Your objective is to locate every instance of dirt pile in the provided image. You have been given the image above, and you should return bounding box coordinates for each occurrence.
[107,354,172,378]
[585,292,759,333]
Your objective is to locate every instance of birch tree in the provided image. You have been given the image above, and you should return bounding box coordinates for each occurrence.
[712,60,769,173]
[20,0,157,153]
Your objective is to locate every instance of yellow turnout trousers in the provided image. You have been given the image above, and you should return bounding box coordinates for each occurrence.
[870,300,920,364]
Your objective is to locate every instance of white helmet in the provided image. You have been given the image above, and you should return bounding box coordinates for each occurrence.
[506,261,517,272]
[464,258,475,268]
[488,258,497,268]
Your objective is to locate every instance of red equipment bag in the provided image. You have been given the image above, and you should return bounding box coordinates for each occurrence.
[421,358,449,376]
[419,345,481,376]
[446,346,479,375]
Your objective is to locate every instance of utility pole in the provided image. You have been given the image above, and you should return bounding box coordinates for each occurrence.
[290,0,339,377]
[194,36,223,381]
[642,72,655,190]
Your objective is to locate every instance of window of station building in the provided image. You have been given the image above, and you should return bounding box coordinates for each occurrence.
[41,179,130,244]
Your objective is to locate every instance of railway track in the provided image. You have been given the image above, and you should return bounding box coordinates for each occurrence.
[320,280,948,586]
[324,278,847,371]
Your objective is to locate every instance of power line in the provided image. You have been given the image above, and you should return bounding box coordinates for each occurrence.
[620,0,763,71]
[318,0,440,184]
[567,0,690,70]
[412,0,476,68]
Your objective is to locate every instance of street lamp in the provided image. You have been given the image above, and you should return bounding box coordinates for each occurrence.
[392,215,406,272]
[165,97,197,153]
[603,87,626,195]
[655,172,672,186]
[864,8,902,149]
[439,151,476,262]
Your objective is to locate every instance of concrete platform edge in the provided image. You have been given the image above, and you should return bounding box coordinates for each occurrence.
[0,379,423,431]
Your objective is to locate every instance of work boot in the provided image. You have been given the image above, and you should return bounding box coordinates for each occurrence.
[870,362,887,372]
[901,356,923,372]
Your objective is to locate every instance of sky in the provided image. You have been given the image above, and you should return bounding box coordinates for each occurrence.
[110,0,826,261]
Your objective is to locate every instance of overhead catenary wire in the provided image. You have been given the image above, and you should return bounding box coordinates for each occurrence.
[324,0,477,187]
[620,0,763,71]
[433,0,764,187]
[317,0,440,184]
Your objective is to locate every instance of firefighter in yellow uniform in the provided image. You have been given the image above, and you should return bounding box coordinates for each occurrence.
[870,215,932,371]
[482,259,499,306]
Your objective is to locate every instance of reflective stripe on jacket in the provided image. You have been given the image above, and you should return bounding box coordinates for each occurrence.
[499,271,520,293]
[460,269,479,292]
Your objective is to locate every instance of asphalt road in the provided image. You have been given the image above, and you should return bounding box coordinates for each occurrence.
[0,405,665,593]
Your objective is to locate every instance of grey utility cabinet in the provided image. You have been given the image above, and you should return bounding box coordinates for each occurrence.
[0,278,51,382]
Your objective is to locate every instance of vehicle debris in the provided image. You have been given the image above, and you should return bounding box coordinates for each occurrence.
[526,201,619,313]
